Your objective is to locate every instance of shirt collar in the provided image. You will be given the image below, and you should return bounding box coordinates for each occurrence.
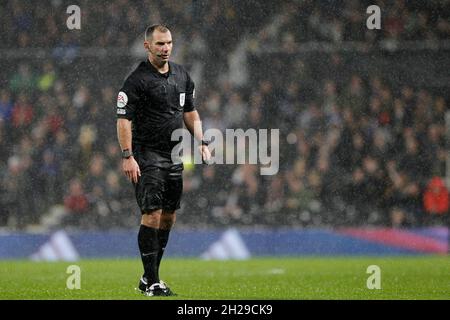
[145,59,176,76]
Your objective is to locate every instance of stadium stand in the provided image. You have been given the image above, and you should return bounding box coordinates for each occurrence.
[0,0,449,230]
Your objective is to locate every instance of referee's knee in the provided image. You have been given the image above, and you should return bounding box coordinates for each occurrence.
[141,209,162,228]
[160,210,176,229]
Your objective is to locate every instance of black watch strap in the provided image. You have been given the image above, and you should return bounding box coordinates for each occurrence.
[201,139,210,146]
[122,149,133,159]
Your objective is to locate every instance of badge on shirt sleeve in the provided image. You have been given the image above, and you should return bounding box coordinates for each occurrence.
[179,93,185,107]
[117,91,128,108]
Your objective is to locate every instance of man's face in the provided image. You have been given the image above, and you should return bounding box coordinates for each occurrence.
[145,30,172,64]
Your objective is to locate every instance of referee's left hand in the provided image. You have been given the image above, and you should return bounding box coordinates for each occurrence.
[199,145,211,164]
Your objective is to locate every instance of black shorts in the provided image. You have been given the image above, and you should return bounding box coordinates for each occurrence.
[133,146,183,213]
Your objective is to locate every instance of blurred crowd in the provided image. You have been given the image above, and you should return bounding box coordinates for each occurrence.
[0,0,449,230]
[1,0,449,49]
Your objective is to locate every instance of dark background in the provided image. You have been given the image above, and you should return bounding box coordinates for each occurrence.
[0,0,449,231]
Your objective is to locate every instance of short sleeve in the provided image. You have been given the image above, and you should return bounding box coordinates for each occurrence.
[183,72,195,113]
[116,76,140,120]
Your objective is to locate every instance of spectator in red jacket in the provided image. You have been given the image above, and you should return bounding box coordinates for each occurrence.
[423,177,449,226]
[63,178,90,228]
[11,93,34,131]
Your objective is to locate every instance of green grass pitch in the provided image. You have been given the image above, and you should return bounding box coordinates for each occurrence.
[0,256,448,300]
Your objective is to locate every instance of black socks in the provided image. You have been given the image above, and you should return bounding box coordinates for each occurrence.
[138,225,171,286]
[157,229,170,271]
[138,225,160,285]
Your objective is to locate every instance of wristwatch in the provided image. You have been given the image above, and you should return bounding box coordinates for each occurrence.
[201,139,210,146]
[121,149,133,159]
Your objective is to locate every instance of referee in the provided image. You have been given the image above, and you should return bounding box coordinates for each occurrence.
[116,24,211,296]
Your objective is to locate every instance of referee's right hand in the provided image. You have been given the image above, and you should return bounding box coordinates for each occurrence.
[122,157,141,184]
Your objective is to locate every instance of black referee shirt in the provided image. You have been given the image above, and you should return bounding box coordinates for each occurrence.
[116,60,195,156]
